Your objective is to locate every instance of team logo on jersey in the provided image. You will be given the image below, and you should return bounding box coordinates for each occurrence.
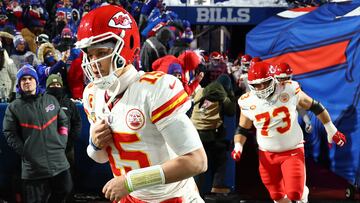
[109,12,132,29]
[45,104,55,112]
[280,93,290,103]
[126,108,145,130]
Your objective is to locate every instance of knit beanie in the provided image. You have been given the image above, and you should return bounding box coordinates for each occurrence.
[61,27,73,38]
[16,64,39,94]
[13,34,25,47]
[168,63,182,75]
[46,74,63,88]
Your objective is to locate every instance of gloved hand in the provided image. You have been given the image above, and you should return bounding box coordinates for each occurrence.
[328,131,346,147]
[324,122,346,148]
[305,123,312,134]
[231,142,243,161]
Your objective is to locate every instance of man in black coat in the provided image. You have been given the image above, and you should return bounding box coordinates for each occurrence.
[3,65,72,203]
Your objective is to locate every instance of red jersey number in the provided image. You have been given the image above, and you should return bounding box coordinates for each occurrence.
[255,106,291,136]
[107,132,151,176]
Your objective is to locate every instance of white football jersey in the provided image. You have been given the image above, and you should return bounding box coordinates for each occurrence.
[238,81,304,152]
[83,71,203,202]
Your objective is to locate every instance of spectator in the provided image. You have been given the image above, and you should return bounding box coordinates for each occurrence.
[36,42,69,93]
[0,42,17,102]
[23,0,49,38]
[50,11,67,40]
[169,21,194,57]
[54,28,81,70]
[2,64,72,203]
[46,74,81,193]
[191,74,237,196]
[0,25,16,55]
[10,34,40,70]
[67,9,80,36]
[140,27,174,72]
[76,5,207,202]
[138,0,159,32]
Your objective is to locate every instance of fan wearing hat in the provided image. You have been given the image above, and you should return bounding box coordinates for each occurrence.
[36,42,69,92]
[16,64,40,95]
[10,34,40,70]
[46,74,82,186]
[3,65,71,203]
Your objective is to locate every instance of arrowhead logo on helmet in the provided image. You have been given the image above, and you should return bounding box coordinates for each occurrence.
[109,12,132,29]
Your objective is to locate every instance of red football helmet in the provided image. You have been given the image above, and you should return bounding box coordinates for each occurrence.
[75,5,140,89]
[248,62,275,99]
[209,51,223,66]
[249,56,261,67]
[241,54,252,72]
[274,63,293,82]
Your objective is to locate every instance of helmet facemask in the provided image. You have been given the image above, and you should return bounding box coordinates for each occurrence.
[249,77,275,99]
[241,62,250,73]
[77,31,126,90]
[275,74,292,83]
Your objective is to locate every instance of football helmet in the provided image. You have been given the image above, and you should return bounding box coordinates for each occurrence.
[75,5,140,89]
[248,62,275,99]
[240,54,252,72]
[209,51,223,66]
[249,57,261,68]
[274,62,292,82]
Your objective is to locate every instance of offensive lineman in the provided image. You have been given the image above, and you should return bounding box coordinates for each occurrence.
[76,5,207,202]
[274,62,312,134]
[232,62,346,203]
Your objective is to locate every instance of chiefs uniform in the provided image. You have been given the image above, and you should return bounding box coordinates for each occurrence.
[238,80,303,152]
[83,71,203,202]
[238,80,307,201]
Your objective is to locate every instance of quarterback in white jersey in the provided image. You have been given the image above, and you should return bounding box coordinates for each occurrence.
[76,5,207,202]
[231,62,346,203]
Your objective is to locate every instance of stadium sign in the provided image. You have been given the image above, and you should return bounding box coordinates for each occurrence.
[167,6,286,25]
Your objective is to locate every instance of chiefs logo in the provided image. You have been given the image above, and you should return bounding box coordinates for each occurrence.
[109,12,132,29]
[126,109,145,130]
[279,93,290,103]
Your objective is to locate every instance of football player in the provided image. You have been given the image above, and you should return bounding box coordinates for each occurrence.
[76,5,207,202]
[274,62,312,134]
[232,62,346,203]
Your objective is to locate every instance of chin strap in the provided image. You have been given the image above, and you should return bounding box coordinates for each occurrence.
[106,65,139,106]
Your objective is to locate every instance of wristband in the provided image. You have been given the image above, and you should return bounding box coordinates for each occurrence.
[125,165,165,192]
[234,142,243,152]
[324,122,337,137]
[90,139,101,151]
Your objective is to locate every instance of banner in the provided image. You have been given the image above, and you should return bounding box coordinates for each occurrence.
[167,6,286,25]
[246,2,360,184]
